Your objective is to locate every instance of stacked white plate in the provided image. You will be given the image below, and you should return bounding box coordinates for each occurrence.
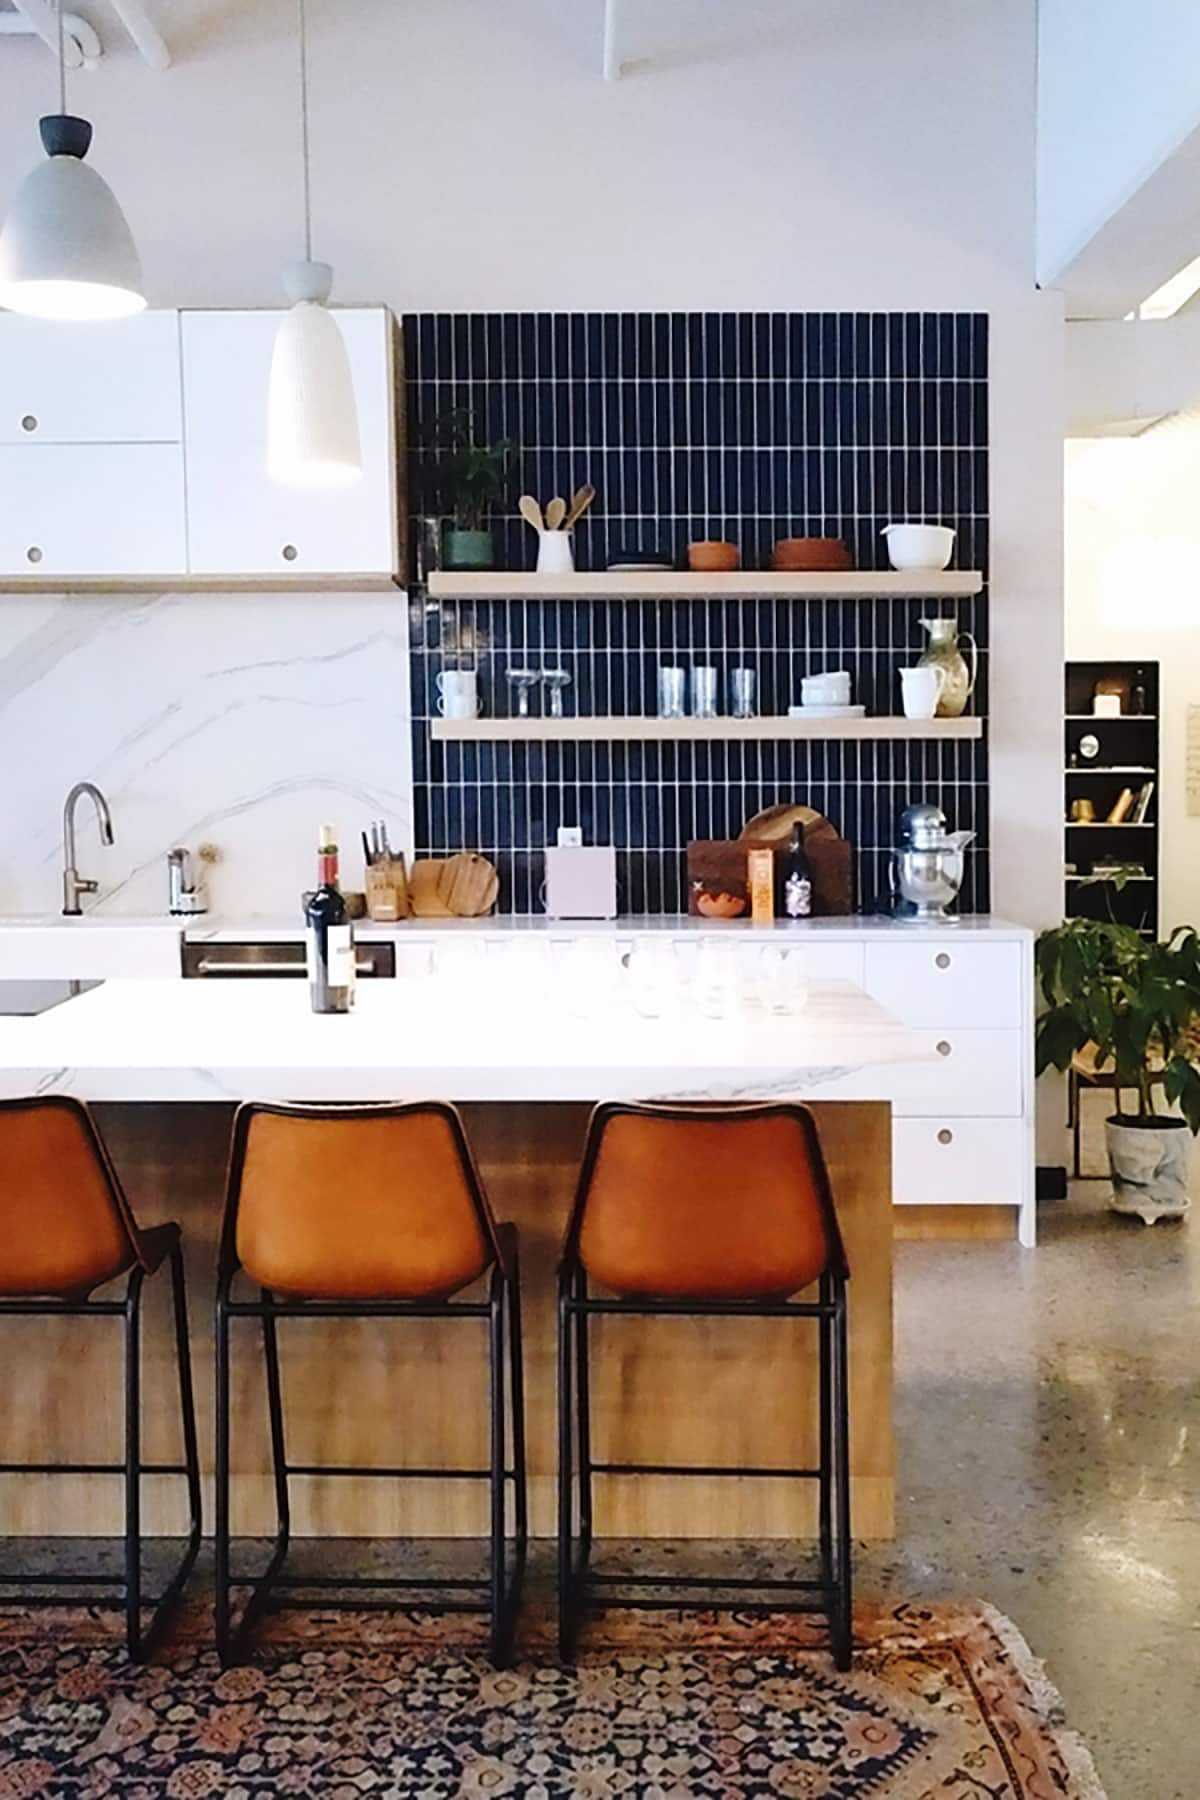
[787,703,866,719]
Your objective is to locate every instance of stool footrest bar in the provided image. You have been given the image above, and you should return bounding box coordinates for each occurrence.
[591,1461,820,1479]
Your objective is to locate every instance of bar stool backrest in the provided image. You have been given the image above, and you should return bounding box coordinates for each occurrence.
[0,1096,143,1297]
[566,1101,849,1300]
[224,1101,502,1301]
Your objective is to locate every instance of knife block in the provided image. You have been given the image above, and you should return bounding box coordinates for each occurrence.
[365,857,410,921]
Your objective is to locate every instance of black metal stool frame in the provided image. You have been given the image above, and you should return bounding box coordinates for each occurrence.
[0,1236,203,1662]
[557,1101,853,1671]
[213,1103,528,1670]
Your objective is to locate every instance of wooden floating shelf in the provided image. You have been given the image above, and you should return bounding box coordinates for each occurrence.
[1065,713,1156,721]
[428,570,983,601]
[1065,820,1156,828]
[432,716,984,743]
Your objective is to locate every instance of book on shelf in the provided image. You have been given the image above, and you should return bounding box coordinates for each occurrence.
[1131,780,1155,825]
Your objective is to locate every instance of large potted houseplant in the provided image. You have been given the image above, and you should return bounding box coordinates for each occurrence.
[1036,917,1200,1223]
[425,409,513,571]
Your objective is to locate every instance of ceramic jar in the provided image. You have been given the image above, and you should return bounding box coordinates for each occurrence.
[917,617,977,718]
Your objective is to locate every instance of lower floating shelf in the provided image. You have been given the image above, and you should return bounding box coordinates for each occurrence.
[430,716,984,743]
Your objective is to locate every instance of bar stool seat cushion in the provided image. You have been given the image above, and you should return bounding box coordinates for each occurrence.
[0,1102,139,1297]
[577,1110,836,1300]
[235,1109,493,1300]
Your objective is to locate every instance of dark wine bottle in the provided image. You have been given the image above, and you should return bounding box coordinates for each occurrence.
[305,824,355,1014]
[782,822,813,919]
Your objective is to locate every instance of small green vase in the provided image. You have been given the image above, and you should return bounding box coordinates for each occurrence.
[444,528,494,571]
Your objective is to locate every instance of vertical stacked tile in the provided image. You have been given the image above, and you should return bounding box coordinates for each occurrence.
[404,313,989,914]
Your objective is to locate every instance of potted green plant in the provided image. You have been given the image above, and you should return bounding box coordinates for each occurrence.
[1036,917,1200,1223]
[424,410,513,571]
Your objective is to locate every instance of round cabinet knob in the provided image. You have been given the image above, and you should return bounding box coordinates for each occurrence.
[936,1040,952,1057]
[937,1127,954,1146]
[20,414,37,433]
[25,546,43,564]
[281,544,299,563]
[935,952,951,970]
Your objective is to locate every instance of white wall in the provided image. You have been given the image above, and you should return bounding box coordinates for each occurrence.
[1037,0,1200,303]
[0,0,1063,944]
[1066,430,1200,932]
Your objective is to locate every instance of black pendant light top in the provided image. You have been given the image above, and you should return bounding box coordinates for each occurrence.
[39,115,93,161]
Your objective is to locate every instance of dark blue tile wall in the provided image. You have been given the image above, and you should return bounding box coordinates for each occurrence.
[403,312,989,916]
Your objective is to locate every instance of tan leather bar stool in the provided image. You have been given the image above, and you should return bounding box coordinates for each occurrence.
[558,1101,852,1668]
[0,1096,202,1660]
[215,1101,528,1667]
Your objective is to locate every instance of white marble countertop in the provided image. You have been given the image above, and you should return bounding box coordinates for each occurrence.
[186,911,1032,943]
[0,975,930,1104]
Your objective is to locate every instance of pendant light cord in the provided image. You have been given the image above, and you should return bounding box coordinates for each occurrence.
[56,0,66,113]
[297,0,313,262]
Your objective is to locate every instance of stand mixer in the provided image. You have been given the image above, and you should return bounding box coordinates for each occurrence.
[891,802,974,922]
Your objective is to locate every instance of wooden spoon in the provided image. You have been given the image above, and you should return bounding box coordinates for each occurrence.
[563,483,596,531]
[545,496,567,531]
[518,494,545,534]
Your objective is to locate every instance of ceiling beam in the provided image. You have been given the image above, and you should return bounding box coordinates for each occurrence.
[7,0,85,69]
[108,0,170,70]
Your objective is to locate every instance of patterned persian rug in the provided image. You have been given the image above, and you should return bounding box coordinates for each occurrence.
[0,1601,1107,1798]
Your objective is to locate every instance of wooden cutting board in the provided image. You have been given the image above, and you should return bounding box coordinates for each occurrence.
[438,852,500,918]
[408,859,456,918]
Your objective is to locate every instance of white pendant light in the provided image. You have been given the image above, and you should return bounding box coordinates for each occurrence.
[0,2,144,320]
[267,0,361,487]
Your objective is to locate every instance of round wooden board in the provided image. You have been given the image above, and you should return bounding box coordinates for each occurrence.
[738,802,841,846]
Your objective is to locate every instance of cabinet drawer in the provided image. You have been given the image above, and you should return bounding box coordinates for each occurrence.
[0,444,186,576]
[0,312,182,443]
[887,1029,1023,1116]
[865,940,1024,1028]
[892,1118,1025,1206]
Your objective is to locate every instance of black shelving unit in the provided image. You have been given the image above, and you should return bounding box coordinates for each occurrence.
[1064,660,1160,937]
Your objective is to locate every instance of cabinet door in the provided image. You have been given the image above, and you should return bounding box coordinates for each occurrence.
[0,312,182,444]
[181,309,398,578]
[0,444,187,576]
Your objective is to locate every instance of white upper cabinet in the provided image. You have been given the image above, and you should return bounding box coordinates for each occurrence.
[0,312,183,444]
[181,308,400,579]
[0,443,186,576]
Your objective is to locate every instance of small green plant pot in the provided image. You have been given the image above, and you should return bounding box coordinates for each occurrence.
[444,528,494,570]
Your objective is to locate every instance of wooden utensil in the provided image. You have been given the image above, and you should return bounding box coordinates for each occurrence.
[562,483,595,530]
[545,496,567,531]
[438,852,500,918]
[518,495,545,534]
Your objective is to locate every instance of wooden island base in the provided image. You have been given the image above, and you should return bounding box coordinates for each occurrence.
[3,1100,894,1542]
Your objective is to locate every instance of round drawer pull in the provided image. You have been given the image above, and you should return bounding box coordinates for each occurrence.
[20,414,37,433]
[936,1040,952,1057]
[25,545,43,564]
[281,543,299,563]
[934,952,951,970]
[937,1127,954,1146]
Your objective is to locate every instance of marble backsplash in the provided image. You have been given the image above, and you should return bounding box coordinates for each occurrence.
[0,590,413,918]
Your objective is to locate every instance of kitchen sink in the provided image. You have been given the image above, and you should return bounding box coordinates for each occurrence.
[0,980,101,1016]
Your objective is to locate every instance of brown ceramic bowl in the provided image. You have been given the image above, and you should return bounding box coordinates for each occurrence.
[688,540,740,573]
[772,537,852,572]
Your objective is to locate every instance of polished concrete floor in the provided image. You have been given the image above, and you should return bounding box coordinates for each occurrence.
[864,1173,1199,1800]
[3,1157,1195,1797]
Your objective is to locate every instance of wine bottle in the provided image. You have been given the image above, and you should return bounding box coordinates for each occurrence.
[782,822,813,919]
[305,824,355,1014]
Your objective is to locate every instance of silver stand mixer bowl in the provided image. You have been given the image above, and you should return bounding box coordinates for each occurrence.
[893,844,967,921]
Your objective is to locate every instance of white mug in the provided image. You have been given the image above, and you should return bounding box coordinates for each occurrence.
[536,531,575,575]
[899,664,946,719]
[436,668,479,719]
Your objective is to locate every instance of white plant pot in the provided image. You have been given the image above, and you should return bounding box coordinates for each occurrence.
[1105,1116,1191,1224]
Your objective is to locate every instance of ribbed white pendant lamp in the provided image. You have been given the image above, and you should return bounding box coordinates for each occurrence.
[0,0,144,320]
[266,0,361,487]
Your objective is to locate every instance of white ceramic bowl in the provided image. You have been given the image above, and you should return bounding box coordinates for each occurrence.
[882,523,956,571]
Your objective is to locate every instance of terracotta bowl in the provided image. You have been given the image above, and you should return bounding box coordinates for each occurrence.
[688,540,740,573]
[772,537,851,572]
